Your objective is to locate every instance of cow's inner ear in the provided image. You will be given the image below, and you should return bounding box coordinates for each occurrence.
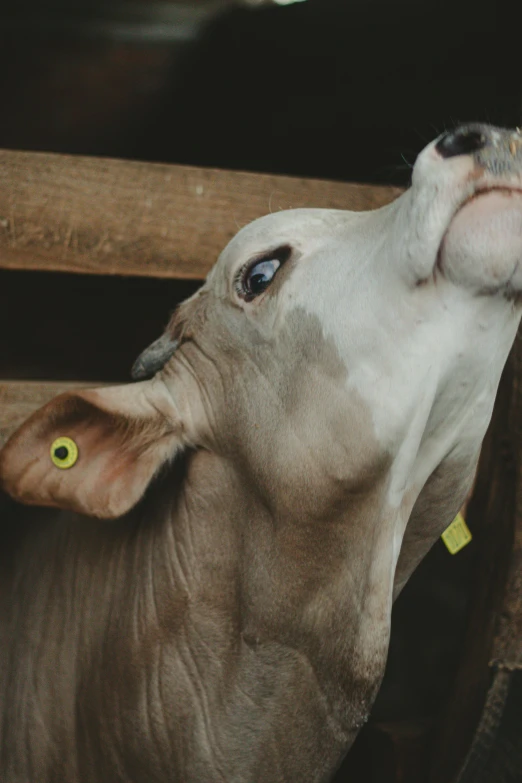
[0,381,183,519]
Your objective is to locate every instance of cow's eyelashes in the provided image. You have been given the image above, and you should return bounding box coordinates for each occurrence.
[235,245,292,302]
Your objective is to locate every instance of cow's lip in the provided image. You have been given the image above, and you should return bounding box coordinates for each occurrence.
[441,183,522,250]
[456,184,522,212]
[436,183,522,295]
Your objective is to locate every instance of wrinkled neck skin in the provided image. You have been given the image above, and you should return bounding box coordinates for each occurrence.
[1,450,392,783]
[3,184,522,782]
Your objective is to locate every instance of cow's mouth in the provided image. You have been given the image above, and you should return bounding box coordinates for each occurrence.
[459,185,522,209]
[438,186,522,295]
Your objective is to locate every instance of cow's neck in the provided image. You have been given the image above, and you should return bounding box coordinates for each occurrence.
[3,449,396,783]
[154,449,395,776]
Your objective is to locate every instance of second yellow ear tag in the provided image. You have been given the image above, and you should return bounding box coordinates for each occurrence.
[441,512,472,555]
[50,437,79,469]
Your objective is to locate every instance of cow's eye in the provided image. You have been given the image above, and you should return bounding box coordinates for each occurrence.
[244,259,281,298]
[237,245,292,302]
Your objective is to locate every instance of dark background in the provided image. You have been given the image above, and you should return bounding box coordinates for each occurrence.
[1,0,520,186]
[0,1,518,780]
[140,0,522,186]
[1,0,519,383]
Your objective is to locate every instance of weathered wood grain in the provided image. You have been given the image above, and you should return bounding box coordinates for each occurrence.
[0,150,402,280]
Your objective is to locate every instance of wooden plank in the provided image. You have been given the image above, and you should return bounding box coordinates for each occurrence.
[0,150,402,280]
[0,380,99,449]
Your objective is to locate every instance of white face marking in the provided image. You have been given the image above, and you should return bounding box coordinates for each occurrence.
[208,128,522,550]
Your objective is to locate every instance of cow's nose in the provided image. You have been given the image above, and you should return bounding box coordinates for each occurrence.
[435,126,488,159]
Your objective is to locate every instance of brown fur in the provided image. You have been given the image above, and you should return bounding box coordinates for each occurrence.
[1,187,518,781]
[0,308,395,783]
[167,290,211,345]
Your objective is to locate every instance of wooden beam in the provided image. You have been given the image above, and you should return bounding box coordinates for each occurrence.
[0,150,402,280]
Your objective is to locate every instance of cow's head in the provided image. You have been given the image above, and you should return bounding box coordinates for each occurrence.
[2,124,522,538]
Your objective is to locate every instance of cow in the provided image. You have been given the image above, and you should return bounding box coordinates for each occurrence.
[1,123,522,783]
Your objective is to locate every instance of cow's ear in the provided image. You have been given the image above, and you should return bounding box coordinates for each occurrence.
[0,380,183,519]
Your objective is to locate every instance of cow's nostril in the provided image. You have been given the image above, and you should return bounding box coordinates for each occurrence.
[435,127,487,159]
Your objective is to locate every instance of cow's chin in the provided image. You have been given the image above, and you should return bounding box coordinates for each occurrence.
[438,188,522,296]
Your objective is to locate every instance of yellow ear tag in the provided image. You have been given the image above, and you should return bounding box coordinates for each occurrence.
[441,512,472,555]
[50,437,79,469]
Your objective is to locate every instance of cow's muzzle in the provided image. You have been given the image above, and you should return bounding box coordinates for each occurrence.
[435,122,522,176]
